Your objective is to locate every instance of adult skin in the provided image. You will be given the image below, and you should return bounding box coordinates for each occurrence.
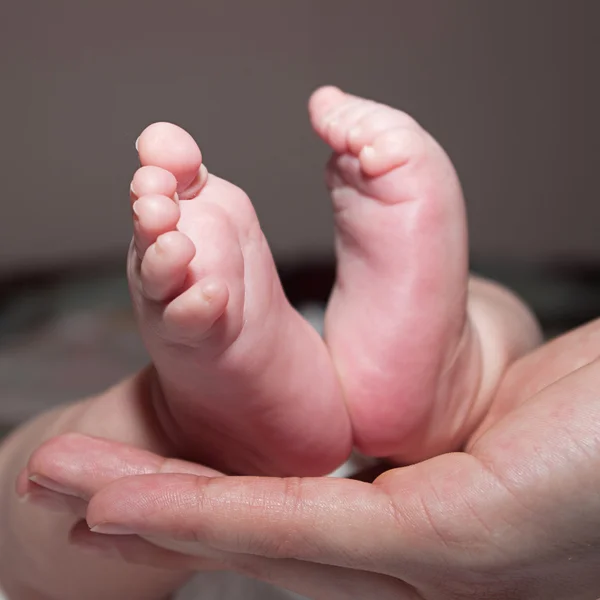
[0,276,538,599]
[38,317,600,600]
[0,369,213,600]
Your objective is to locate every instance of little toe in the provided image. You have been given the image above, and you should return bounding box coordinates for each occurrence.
[359,127,426,177]
[137,122,203,195]
[132,194,180,256]
[346,108,419,156]
[309,87,420,159]
[324,101,380,153]
[130,166,178,204]
[162,278,229,345]
[140,231,196,302]
[310,88,370,153]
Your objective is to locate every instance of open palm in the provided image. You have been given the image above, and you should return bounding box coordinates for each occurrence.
[24,320,600,600]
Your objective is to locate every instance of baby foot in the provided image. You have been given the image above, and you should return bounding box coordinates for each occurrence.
[128,123,351,476]
[310,87,477,462]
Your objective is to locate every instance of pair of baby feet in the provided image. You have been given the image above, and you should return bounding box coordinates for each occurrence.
[129,86,475,477]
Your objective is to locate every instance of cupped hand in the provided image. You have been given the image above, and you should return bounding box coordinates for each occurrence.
[25,320,600,600]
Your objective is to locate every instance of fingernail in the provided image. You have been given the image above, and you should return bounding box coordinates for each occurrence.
[90,523,136,535]
[130,181,138,197]
[29,475,79,498]
[22,489,75,513]
[132,200,140,218]
[135,137,140,151]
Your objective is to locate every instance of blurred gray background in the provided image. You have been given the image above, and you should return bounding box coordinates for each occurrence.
[1,0,597,272]
[1,0,599,428]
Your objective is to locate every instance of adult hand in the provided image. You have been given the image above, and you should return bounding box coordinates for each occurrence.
[26,321,600,599]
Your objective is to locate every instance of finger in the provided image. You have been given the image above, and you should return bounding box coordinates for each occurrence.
[229,556,421,600]
[25,433,222,501]
[85,466,490,579]
[86,474,394,570]
[70,520,223,571]
[71,524,420,600]
[21,481,88,517]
